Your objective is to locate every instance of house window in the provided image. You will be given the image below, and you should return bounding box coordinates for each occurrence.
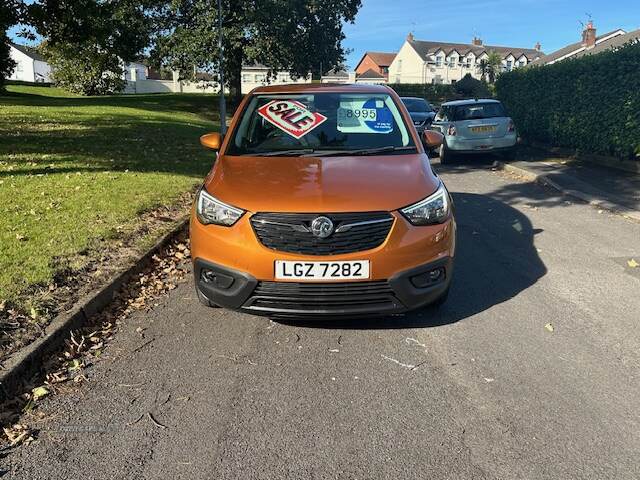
[466,57,472,68]
[518,60,525,67]
[435,56,443,67]
[242,74,251,82]
[506,60,513,71]
[449,56,457,67]
[255,74,266,82]
[397,59,402,72]
[16,61,23,72]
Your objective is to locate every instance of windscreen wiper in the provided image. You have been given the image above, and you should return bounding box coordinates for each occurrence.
[248,149,315,157]
[306,146,416,157]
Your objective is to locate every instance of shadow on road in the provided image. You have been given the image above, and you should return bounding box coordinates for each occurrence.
[276,186,547,330]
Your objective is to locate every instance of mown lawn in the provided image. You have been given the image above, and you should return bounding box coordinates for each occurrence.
[0,85,220,307]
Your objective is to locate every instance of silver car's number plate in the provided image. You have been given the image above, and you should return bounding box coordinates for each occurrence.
[275,260,370,281]
[470,125,496,133]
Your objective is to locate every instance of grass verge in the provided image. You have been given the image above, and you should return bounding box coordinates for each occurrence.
[0,85,218,317]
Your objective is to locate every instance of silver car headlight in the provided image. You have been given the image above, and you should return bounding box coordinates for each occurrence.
[401,182,450,225]
[196,188,244,226]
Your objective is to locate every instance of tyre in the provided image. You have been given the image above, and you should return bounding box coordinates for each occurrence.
[439,143,456,165]
[196,287,219,308]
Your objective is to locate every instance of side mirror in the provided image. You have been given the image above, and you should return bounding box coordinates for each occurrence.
[423,130,444,148]
[200,132,222,150]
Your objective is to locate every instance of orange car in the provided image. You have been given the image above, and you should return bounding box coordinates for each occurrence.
[190,84,455,317]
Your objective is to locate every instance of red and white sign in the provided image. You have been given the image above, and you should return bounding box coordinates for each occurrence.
[257,100,327,139]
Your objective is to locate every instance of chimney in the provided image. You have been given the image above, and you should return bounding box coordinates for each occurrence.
[472,36,483,46]
[582,21,596,48]
[534,41,541,51]
[407,32,414,42]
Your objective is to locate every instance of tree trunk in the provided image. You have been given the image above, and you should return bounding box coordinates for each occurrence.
[226,45,243,106]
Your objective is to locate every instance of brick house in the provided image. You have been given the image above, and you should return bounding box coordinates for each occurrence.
[354,52,396,81]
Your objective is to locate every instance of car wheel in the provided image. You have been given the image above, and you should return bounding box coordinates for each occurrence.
[196,287,220,308]
[439,144,456,165]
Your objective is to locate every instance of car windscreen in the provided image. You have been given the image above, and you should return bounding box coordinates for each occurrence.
[401,98,432,112]
[452,102,507,121]
[226,93,416,156]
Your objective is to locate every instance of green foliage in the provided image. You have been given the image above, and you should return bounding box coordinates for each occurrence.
[478,51,503,83]
[454,74,491,98]
[388,83,456,104]
[26,0,151,95]
[496,42,640,160]
[151,0,362,100]
[0,0,20,91]
[44,42,126,95]
[389,77,493,105]
[0,36,15,91]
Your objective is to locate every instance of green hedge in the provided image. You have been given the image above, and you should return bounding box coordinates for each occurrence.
[496,41,640,160]
[388,83,456,105]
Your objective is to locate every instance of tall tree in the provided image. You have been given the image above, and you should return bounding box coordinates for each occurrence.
[0,0,21,91]
[26,0,152,95]
[151,0,361,102]
[478,51,503,84]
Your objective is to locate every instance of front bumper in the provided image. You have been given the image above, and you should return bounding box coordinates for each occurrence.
[191,207,455,317]
[194,256,453,317]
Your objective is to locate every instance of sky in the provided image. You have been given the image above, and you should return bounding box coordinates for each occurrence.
[342,0,639,68]
[8,0,639,70]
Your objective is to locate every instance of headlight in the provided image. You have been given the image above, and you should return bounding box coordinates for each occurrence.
[196,188,244,226]
[401,182,450,225]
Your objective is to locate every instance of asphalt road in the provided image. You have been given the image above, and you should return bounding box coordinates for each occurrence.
[3,160,640,479]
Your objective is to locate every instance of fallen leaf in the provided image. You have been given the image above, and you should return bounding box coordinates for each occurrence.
[544,323,554,332]
[32,386,50,400]
[628,259,639,268]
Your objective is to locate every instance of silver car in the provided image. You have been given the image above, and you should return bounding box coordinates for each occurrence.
[430,99,517,164]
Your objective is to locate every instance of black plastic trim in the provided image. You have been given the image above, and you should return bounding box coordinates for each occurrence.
[194,258,257,309]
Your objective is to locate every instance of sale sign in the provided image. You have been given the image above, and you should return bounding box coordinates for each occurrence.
[257,100,327,139]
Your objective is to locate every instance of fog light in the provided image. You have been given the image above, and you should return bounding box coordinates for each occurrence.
[201,269,234,289]
[429,268,444,281]
[410,267,446,288]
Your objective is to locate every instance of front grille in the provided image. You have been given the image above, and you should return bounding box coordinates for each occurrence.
[250,212,394,255]
[244,281,402,314]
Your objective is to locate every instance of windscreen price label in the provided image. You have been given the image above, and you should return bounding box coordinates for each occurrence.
[338,107,377,123]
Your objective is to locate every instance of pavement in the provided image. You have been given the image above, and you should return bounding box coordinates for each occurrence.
[2,159,640,479]
[502,148,640,218]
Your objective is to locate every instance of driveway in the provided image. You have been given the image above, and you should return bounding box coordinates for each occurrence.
[3,159,640,479]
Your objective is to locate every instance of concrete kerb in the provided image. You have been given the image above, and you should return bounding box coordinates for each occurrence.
[0,218,189,403]
[493,161,640,223]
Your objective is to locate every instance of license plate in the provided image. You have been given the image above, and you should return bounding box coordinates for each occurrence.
[275,260,370,281]
[470,125,496,133]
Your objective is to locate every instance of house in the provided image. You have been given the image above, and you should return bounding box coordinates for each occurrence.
[354,69,387,85]
[241,64,312,93]
[321,69,356,84]
[388,33,544,84]
[8,43,51,83]
[532,22,640,65]
[354,52,396,81]
[123,62,148,82]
